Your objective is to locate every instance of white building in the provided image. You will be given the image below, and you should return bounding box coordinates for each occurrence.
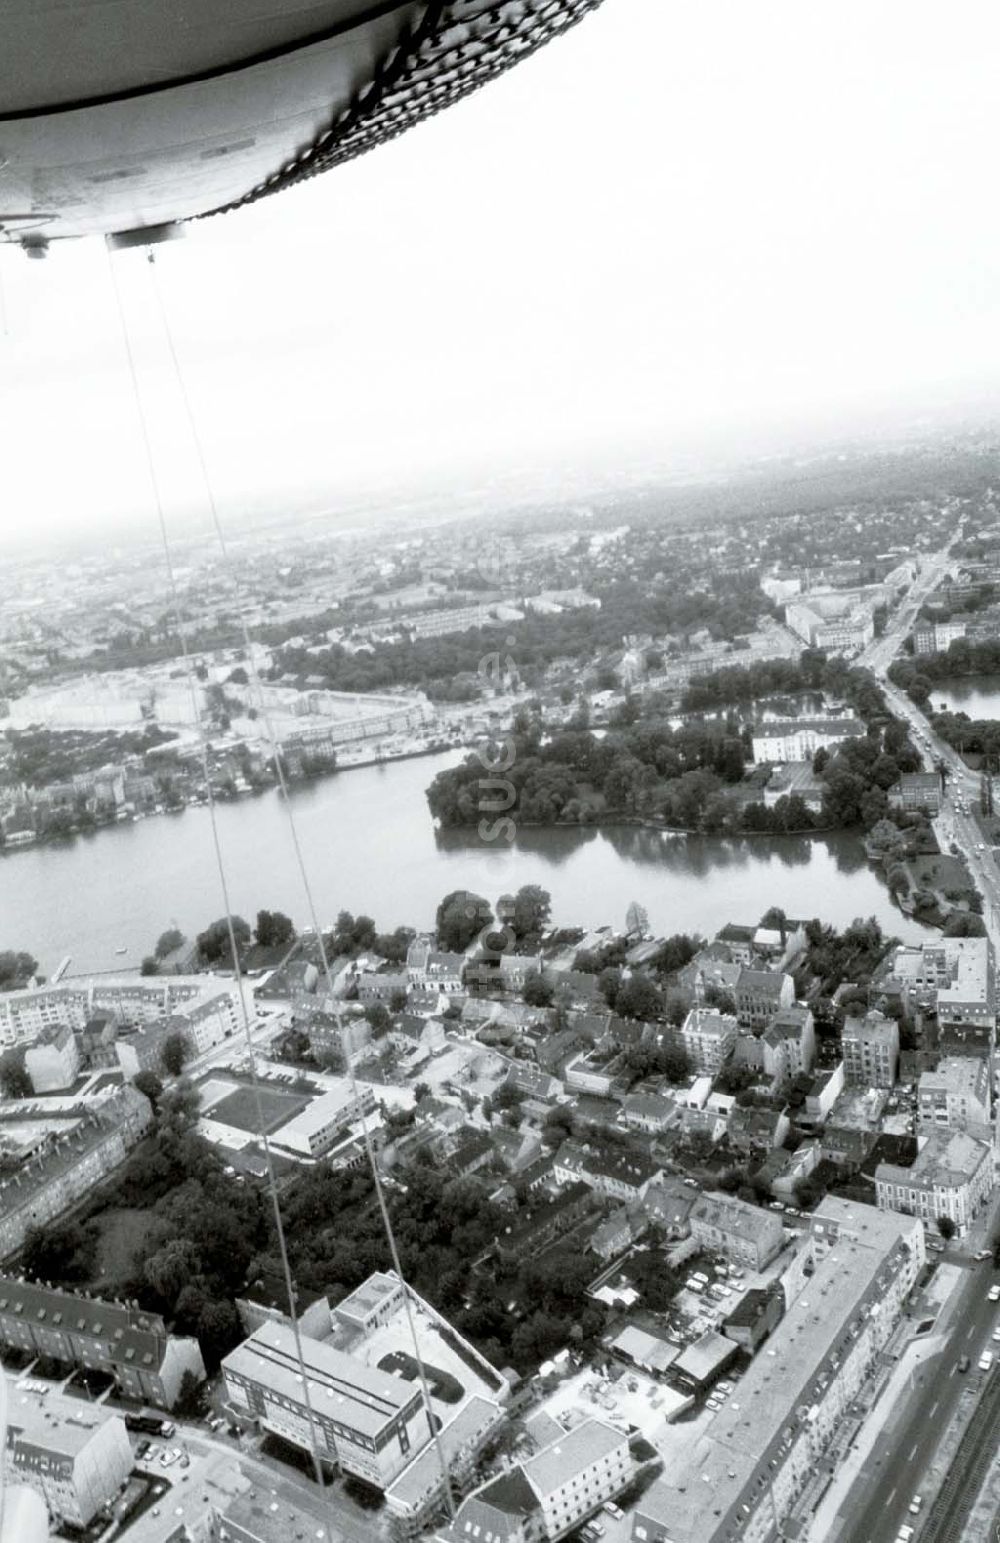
[751,717,865,765]
[875,1130,993,1236]
[918,1056,991,1141]
[271,1080,376,1158]
[522,1420,632,1540]
[677,1007,737,1073]
[4,1390,131,1528]
[24,1024,80,1092]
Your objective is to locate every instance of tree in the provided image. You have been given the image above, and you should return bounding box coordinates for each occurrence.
[155,928,184,960]
[140,955,159,976]
[144,1238,202,1305]
[616,974,663,1021]
[435,890,493,953]
[0,1049,32,1099]
[197,915,251,966]
[254,909,295,948]
[937,1215,957,1241]
[134,1070,164,1105]
[598,967,622,1009]
[174,1367,205,1416]
[522,970,554,1008]
[389,988,409,1013]
[0,951,38,992]
[365,1003,392,1037]
[509,885,552,944]
[160,1031,189,1077]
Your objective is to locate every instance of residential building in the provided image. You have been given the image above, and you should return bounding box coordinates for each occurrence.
[270,1080,376,1158]
[888,771,942,814]
[407,941,466,992]
[0,1276,205,1408]
[750,716,865,764]
[762,1005,816,1080]
[875,1130,993,1235]
[721,1286,784,1353]
[223,1321,434,1489]
[441,1470,542,1543]
[553,1142,662,1202]
[499,953,544,994]
[521,1419,632,1540]
[689,1192,785,1271]
[0,972,245,1049]
[677,1007,737,1073]
[0,1086,152,1259]
[496,1184,593,1264]
[885,938,995,1033]
[24,1024,80,1092]
[564,1052,616,1097]
[4,1390,131,1529]
[385,1396,506,1539]
[356,969,410,1006]
[917,1056,991,1141]
[621,1092,677,1134]
[640,1178,697,1239]
[734,968,794,1031]
[631,1200,924,1543]
[842,1010,900,1088]
[715,924,756,965]
[804,1061,846,1122]
[784,590,876,652]
[762,761,826,812]
[727,1104,790,1155]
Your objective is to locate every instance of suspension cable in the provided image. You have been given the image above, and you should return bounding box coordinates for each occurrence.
[105,246,332,1517]
[145,247,457,1519]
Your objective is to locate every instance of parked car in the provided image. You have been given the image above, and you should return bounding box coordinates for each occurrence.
[909,1496,923,1515]
[978,1352,994,1372]
[602,1503,623,1519]
[988,1285,1000,1302]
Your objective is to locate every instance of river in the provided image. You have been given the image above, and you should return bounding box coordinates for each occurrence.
[0,750,933,976]
[930,673,1000,719]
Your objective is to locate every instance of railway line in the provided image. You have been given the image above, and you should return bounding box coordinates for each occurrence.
[919,1367,1000,1543]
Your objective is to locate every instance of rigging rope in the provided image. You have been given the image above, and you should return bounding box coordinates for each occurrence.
[105,246,333,1521]
[143,247,457,1521]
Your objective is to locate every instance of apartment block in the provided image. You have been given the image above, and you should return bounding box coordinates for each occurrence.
[875,1131,993,1236]
[734,968,795,1031]
[631,1200,924,1543]
[689,1192,785,1271]
[0,1087,152,1259]
[0,973,246,1048]
[0,1277,205,1408]
[24,1024,81,1092]
[677,1007,737,1073]
[841,1010,900,1088]
[918,1056,991,1141]
[887,938,995,1033]
[4,1390,131,1528]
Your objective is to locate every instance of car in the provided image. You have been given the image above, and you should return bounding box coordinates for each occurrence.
[909,1496,923,1514]
[978,1352,994,1372]
[135,1440,151,1459]
[957,1355,970,1372]
[974,1249,992,1261]
[602,1504,623,1520]
[988,1286,1000,1302]
[159,1451,177,1467]
[897,1527,915,1543]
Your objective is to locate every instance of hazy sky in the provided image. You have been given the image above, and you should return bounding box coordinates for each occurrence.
[3,0,1000,543]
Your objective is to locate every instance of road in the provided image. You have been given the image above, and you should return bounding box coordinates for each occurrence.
[838,1259,1000,1543]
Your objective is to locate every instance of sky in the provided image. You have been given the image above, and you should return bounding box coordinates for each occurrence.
[3,0,1000,543]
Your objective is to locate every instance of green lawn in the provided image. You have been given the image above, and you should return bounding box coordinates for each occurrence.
[90,1208,167,1290]
[208,1085,309,1135]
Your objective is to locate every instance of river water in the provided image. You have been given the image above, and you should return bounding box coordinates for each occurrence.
[931,674,1000,719]
[0,750,932,976]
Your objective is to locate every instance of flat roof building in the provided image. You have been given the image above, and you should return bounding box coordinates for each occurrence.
[4,1388,131,1528]
[223,1320,432,1489]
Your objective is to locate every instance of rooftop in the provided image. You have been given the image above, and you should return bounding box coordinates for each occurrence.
[521,1418,626,1499]
[223,1321,423,1438]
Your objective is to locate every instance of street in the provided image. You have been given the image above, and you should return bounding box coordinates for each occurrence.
[836,1257,1000,1543]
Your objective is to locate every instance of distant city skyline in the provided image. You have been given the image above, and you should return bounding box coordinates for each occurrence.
[2,0,1000,545]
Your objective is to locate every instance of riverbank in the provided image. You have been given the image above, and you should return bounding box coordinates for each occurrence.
[0,735,464,861]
